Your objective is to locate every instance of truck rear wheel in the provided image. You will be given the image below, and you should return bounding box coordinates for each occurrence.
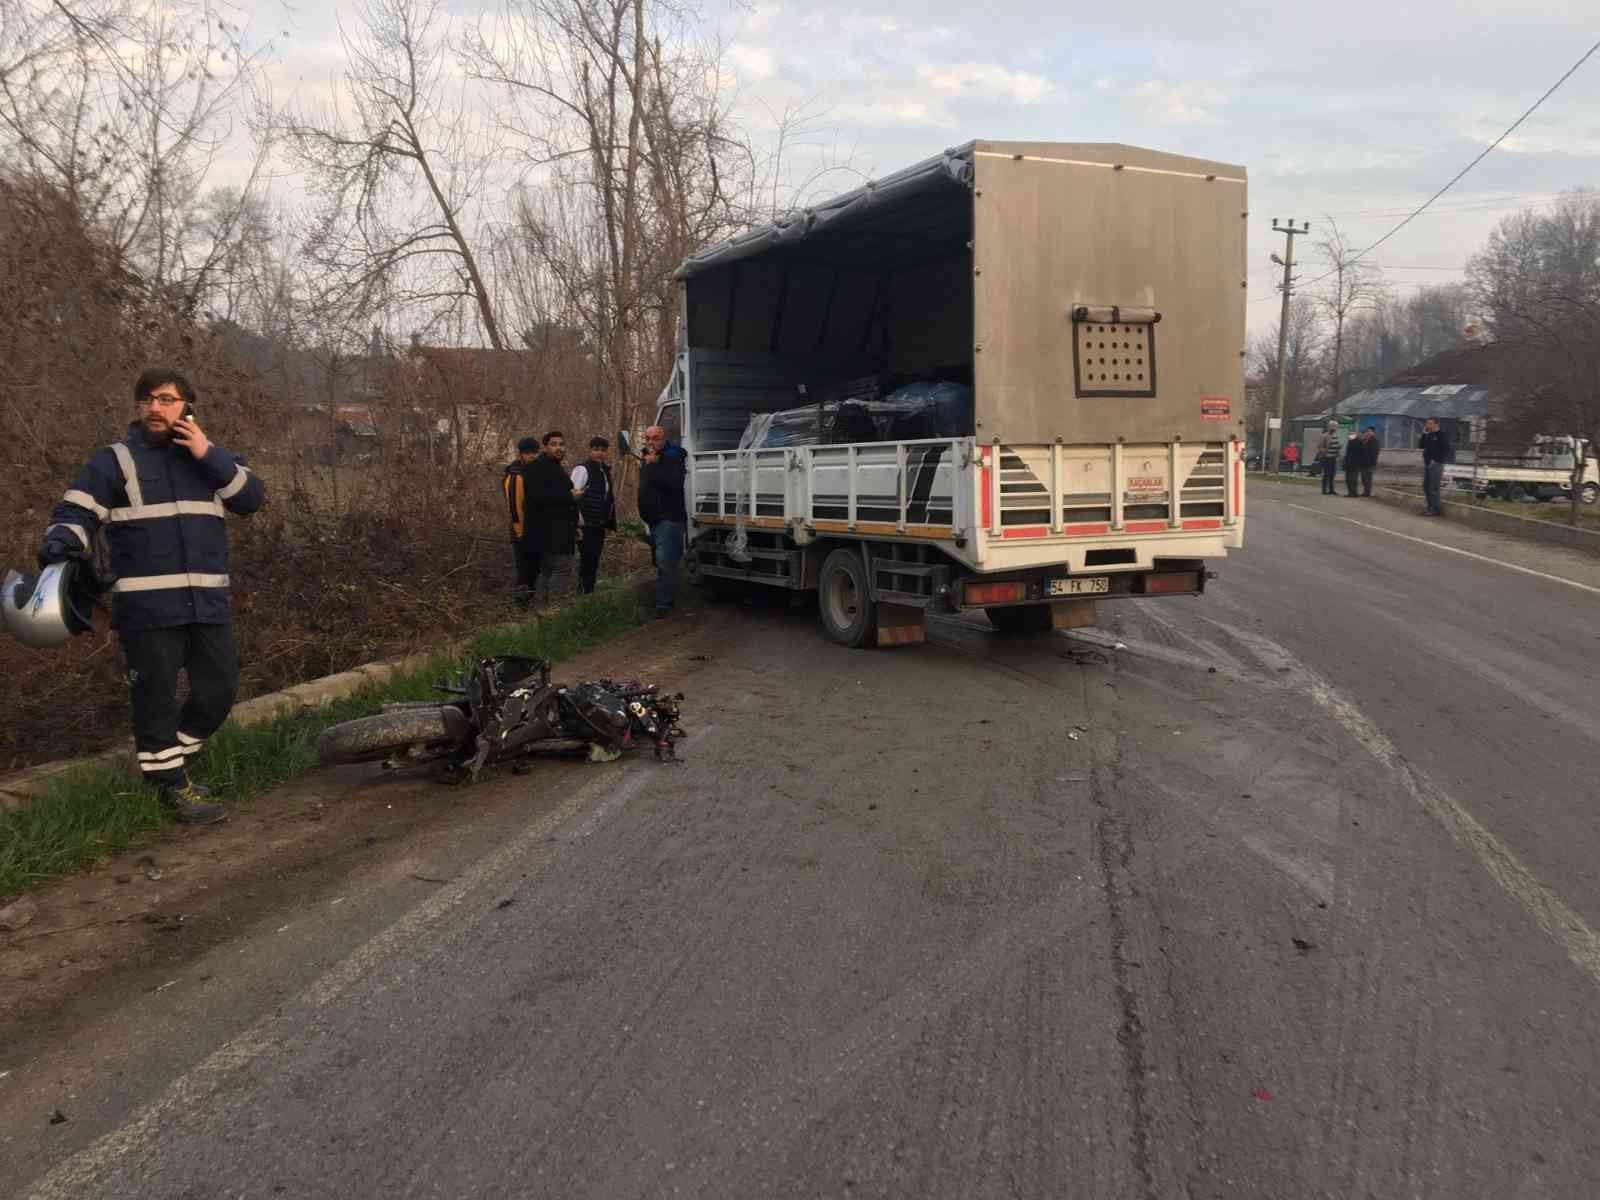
[818,547,876,648]
[986,604,1053,634]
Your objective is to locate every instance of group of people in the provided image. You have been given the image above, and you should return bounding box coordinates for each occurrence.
[1313,422,1383,497]
[501,424,688,619]
[1311,416,1453,515]
[23,366,698,828]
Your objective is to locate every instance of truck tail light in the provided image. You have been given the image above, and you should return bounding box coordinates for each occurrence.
[966,580,1026,606]
[1144,572,1199,594]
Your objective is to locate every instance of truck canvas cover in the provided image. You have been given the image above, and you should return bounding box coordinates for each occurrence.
[677,140,1248,449]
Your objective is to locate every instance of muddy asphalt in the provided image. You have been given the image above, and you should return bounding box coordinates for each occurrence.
[4,479,1600,1199]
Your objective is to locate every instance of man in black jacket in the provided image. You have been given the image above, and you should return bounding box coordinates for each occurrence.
[501,436,541,608]
[1419,417,1453,515]
[40,368,266,823]
[1352,425,1381,496]
[570,436,617,594]
[525,430,580,604]
[638,425,688,618]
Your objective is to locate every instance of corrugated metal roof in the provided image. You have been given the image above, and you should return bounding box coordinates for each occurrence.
[1324,384,1492,419]
[675,143,976,279]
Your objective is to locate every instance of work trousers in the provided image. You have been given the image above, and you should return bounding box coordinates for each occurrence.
[1423,462,1445,514]
[1320,457,1338,494]
[536,553,574,605]
[1358,466,1374,496]
[512,542,541,608]
[578,527,608,594]
[652,520,686,615]
[1345,465,1362,496]
[121,623,240,787]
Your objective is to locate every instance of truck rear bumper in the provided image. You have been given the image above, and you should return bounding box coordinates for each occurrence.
[951,563,1206,611]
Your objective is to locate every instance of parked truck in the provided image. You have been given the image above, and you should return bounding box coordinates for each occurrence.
[1444,437,1598,505]
[653,140,1249,647]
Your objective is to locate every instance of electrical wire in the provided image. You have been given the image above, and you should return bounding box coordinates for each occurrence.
[1292,37,1600,293]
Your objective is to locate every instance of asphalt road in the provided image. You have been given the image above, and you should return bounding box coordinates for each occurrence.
[5,480,1600,1199]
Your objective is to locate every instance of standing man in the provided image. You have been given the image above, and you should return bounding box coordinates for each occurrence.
[1419,417,1453,516]
[502,436,541,608]
[1354,425,1381,497]
[638,425,688,619]
[570,436,617,595]
[525,430,579,604]
[38,368,265,823]
[1316,421,1341,495]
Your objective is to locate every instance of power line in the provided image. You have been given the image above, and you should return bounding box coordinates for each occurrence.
[1318,192,1566,219]
[1295,37,1600,292]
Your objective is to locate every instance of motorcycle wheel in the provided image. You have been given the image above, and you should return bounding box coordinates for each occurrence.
[316,707,456,765]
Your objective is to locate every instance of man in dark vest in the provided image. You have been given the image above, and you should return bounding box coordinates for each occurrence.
[570,436,617,594]
[39,368,266,824]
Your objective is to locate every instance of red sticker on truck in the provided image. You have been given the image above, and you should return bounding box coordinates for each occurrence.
[1201,396,1231,420]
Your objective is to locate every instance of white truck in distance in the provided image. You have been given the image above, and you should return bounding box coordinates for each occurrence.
[1444,437,1598,505]
[654,140,1250,647]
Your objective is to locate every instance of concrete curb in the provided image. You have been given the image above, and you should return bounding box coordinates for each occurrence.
[1367,486,1600,557]
[0,575,653,812]
[0,646,454,813]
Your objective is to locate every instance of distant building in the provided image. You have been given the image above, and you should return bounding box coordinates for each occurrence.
[1291,346,1496,468]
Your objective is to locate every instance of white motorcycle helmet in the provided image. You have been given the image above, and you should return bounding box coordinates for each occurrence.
[2,559,102,649]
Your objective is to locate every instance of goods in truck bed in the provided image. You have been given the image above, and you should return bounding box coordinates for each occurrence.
[739,380,975,449]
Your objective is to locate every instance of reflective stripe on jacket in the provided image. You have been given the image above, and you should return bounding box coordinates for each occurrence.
[47,424,266,631]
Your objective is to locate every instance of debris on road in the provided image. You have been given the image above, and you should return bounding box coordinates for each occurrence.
[1251,1089,1274,1102]
[1291,938,1315,955]
[0,895,38,931]
[49,1108,68,1125]
[135,855,163,882]
[495,898,515,910]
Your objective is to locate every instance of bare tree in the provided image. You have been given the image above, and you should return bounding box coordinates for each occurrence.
[279,0,507,350]
[1250,295,1326,423]
[0,0,270,316]
[1312,218,1389,410]
[1468,191,1600,523]
[462,0,748,444]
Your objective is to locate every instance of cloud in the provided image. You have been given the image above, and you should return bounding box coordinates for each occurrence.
[832,99,946,129]
[1127,80,1225,124]
[727,42,777,83]
[916,62,1053,105]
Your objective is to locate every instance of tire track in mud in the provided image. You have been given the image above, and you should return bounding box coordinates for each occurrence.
[1192,617,1455,1198]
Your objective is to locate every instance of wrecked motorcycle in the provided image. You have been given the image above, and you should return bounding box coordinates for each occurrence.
[316,655,685,782]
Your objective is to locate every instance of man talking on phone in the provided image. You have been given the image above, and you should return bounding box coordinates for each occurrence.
[38,368,266,823]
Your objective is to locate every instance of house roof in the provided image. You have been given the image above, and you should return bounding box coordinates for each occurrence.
[1299,344,1500,424]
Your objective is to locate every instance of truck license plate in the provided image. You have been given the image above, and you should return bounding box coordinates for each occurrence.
[1049,577,1109,596]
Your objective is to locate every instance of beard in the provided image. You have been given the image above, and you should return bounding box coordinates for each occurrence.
[141,416,175,445]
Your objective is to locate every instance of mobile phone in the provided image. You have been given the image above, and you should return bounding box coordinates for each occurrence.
[182,402,195,421]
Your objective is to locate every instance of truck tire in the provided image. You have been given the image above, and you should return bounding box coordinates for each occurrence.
[317,707,455,765]
[1583,482,1599,505]
[818,547,876,648]
[987,604,1052,634]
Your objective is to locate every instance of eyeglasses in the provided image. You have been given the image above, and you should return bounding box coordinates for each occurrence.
[137,393,184,407]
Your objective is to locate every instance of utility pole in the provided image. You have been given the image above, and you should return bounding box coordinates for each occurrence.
[1270,218,1309,473]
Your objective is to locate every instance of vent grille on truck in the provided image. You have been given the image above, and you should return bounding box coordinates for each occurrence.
[1073,321,1157,398]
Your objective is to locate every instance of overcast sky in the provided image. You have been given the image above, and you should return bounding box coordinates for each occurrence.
[253,0,1600,334]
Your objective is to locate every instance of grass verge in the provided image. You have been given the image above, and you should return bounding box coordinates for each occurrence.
[0,584,649,898]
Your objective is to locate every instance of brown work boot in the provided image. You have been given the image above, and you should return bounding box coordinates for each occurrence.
[157,782,228,825]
